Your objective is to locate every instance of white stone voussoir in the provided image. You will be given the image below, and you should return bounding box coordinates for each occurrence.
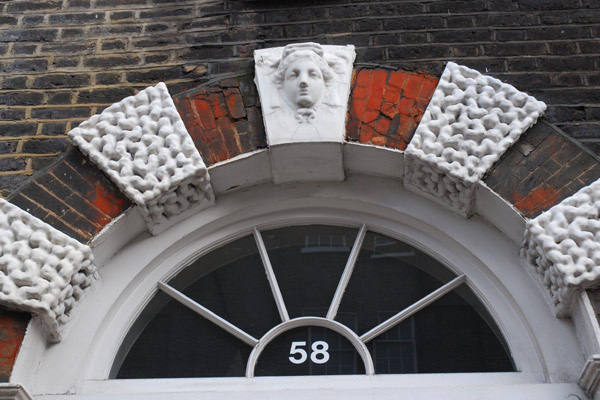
[522,179,600,315]
[68,82,215,233]
[0,199,97,342]
[404,62,546,217]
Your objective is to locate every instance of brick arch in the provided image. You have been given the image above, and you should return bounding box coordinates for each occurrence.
[1,65,599,380]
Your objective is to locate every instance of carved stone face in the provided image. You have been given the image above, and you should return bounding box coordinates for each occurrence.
[282,59,326,109]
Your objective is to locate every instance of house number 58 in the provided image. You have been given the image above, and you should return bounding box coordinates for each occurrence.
[289,341,330,364]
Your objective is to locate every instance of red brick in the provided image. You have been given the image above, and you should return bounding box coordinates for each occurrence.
[371,136,387,146]
[388,71,409,89]
[359,124,378,143]
[403,76,424,99]
[514,186,558,215]
[193,98,217,131]
[224,89,246,119]
[350,98,367,121]
[210,93,228,118]
[89,184,130,218]
[398,97,417,115]
[375,117,391,134]
[355,69,371,87]
[381,102,399,119]
[352,85,368,99]
[362,110,379,124]
[345,117,361,141]
[419,77,439,98]
[383,87,400,104]
[366,70,388,110]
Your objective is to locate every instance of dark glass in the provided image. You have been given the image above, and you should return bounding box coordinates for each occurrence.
[168,235,280,339]
[113,226,515,379]
[367,286,515,374]
[262,225,359,318]
[255,326,365,376]
[337,231,456,335]
[114,291,252,378]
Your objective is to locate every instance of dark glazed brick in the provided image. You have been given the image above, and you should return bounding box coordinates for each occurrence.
[77,87,136,103]
[49,13,105,24]
[84,56,140,68]
[41,122,68,136]
[0,92,43,106]
[96,73,121,85]
[23,138,70,154]
[0,158,26,171]
[0,109,25,120]
[22,16,44,26]
[31,107,91,119]
[46,92,74,105]
[101,39,127,51]
[0,29,58,42]
[7,1,62,12]
[1,77,28,90]
[33,74,91,89]
[0,123,38,137]
[3,59,48,73]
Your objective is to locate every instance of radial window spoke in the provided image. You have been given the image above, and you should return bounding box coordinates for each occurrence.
[360,275,467,343]
[158,282,258,346]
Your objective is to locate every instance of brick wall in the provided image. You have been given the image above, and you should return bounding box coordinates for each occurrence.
[0,0,599,196]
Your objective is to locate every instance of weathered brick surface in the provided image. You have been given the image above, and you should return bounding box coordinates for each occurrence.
[0,310,29,382]
[0,0,600,196]
[173,76,266,165]
[346,68,437,150]
[485,121,600,218]
[7,148,131,243]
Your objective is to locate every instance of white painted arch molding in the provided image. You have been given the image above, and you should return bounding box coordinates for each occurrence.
[404,62,546,217]
[0,199,96,342]
[522,178,600,316]
[68,82,215,234]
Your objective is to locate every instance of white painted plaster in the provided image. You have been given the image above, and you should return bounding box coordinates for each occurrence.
[343,142,404,179]
[254,43,355,146]
[405,62,546,217]
[21,177,585,396]
[0,199,96,341]
[208,150,271,195]
[270,142,345,183]
[474,181,526,246]
[0,383,33,400]
[522,178,600,315]
[68,82,215,233]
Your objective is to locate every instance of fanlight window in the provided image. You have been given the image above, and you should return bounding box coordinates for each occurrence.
[112,225,514,379]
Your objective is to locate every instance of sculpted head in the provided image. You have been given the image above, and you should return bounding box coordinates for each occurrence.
[274,43,335,109]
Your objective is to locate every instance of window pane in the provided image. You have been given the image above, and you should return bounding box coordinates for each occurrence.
[262,225,359,318]
[254,326,365,376]
[368,286,515,373]
[114,291,252,378]
[168,234,281,338]
[337,231,455,335]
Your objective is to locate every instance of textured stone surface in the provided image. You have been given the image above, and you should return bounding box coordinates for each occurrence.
[522,178,600,313]
[405,62,546,216]
[69,82,214,231]
[0,198,96,341]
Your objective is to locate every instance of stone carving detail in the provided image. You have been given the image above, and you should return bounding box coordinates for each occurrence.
[69,82,214,232]
[254,42,355,145]
[0,199,96,341]
[404,62,546,216]
[522,179,600,314]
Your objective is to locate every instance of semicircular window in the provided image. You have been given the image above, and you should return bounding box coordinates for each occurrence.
[112,225,515,379]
